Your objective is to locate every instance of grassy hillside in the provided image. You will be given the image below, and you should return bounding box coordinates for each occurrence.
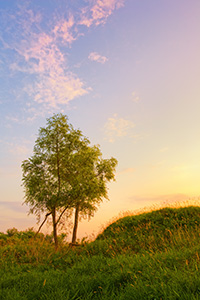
[96,206,200,254]
[0,206,200,299]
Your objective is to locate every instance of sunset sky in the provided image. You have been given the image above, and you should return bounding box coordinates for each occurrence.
[0,0,200,239]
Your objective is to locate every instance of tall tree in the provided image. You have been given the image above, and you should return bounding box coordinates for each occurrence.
[22,113,117,247]
[21,114,89,248]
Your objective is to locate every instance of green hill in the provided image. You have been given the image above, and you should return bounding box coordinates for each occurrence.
[95,206,200,254]
[0,206,200,299]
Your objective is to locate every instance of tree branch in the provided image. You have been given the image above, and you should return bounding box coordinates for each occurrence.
[34,212,52,238]
[56,205,70,226]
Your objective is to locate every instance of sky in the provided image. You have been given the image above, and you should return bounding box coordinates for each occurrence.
[0,0,200,240]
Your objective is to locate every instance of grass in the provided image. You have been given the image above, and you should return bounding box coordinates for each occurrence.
[0,206,200,299]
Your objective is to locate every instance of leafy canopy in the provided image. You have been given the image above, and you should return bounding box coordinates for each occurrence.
[22,113,117,240]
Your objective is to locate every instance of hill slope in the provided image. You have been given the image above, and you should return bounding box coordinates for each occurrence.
[95,206,200,254]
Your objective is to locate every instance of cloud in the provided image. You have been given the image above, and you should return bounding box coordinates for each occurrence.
[0,201,37,233]
[1,137,32,157]
[0,6,88,110]
[0,202,26,214]
[79,0,125,27]
[10,25,88,108]
[32,73,89,108]
[88,52,108,64]
[10,145,30,156]
[132,92,140,103]
[5,109,45,125]
[52,15,75,44]
[104,114,135,142]
[0,1,125,114]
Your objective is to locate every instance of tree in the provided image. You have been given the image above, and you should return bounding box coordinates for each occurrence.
[22,113,117,247]
[69,145,117,244]
[21,114,89,248]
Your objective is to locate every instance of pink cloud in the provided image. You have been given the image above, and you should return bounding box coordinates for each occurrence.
[34,73,89,108]
[13,4,42,35]
[88,52,108,63]
[104,114,135,143]
[10,11,87,108]
[21,33,63,74]
[53,15,75,44]
[3,2,125,111]
[79,0,125,27]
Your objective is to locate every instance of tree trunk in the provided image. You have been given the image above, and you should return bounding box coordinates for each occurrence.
[72,204,80,244]
[52,208,58,249]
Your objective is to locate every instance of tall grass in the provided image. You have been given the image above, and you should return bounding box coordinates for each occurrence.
[0,206,200,299]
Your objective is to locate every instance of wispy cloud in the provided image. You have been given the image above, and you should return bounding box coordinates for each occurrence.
[0,1,125,115]
[1,137,32,157]
[32,73,88,108]
[0,201,36,232]
[9,17,88,108]
[79,0,125,27]
[0,202,27,214]
[88,52,108,64]
[104,114,135,142]
[1,0,124,115]
[6,109,45,125]
[52,15,76,44]
[132,92,140,103]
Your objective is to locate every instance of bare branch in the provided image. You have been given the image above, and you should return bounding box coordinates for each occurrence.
[56,205,70,226]
[34,212,52,238]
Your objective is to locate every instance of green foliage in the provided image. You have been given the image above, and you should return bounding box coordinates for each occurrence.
[21,113,117,246]
[21,114,86,218]
[1,206,200,299]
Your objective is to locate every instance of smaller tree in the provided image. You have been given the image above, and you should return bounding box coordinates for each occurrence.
[68,145,117,244]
